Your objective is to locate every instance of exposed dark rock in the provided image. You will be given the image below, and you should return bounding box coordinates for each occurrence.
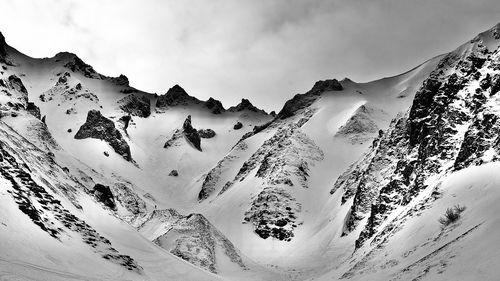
[309,79,343,94]
[339,46,499,249]
[205,97,225,114]
[90,184,116,210]
[8,75,28,104]
[104,151,109,157]
[26,102,41,119]
[228,98,266,114]
[156,85,198,107]
[233,121,243,130]
[277,79,342,119]
[168,170,178,176]
[491,74,500,95]
[64,55,102,79]
[111,74,129,86]
[67,128,72,133]
[182,115,202,151]
[118,94,151,117]
[243,187,299,242]
[41,115,46,124]
[164,129,183,149]
[57,72,71,85]
[198,129,216,138]
[119,115,132,131]
[0,32,9,64]
[74,110,133,161]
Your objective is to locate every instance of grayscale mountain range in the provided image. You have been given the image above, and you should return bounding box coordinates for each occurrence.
[1,20,500,281]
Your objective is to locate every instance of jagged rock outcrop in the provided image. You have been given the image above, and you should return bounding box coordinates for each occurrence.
[91,184,116,210]
[118,115,132,131]
[198,128,216,138]
[110,74,129,86]
[117,94,151,117]
[333,34,500,250]
[228,98,266,114]
[205,97,225,114]
[277,79,343,119]
[182,115,202,151]
[0,31,11,65]
[8,75,28,105]
[26,102,41,119]
[156,85,198,107]
[169,170,178,176]
[0,126,142,272]
[74,110,133,161]
[243,187,300,241]
[63,54,103,79]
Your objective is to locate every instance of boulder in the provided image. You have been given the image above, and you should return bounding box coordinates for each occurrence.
[233,121,243,130]
[198,129,216,138]
[169,170,179,177]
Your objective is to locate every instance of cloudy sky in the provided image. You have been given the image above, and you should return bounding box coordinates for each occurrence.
[1,0,499,111]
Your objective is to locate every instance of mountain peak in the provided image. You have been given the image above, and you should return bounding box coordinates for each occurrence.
[156,84,199,107]
[228,98,266,114]
[309,79,343,95]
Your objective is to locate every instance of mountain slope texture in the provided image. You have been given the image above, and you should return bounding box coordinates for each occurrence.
[1,23,500,281]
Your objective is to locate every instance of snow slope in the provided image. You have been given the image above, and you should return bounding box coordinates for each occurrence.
[1,23,500,281]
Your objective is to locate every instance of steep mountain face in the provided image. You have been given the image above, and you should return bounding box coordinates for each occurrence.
[1,23,500,281]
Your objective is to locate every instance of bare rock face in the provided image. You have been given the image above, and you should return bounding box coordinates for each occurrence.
[277,79,343,119]
[169,170,179,176]
[74,110,133,161]
[118,94,151,117]
[0,32,8,63]
[110,74,129,87]
[156,85,198,107]
[332,41,500,250]
[91,184,116,210]
[26,102,41,119]
[183,115,202,151]
[198,128,216,138]
[8,75,28,105]
[118,115,132,131]
[228,98,266,114]
[243,187,300,241]
[205,97,225,114]
[64,55,103,79]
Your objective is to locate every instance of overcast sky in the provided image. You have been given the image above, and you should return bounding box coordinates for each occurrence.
[1,0,499,111]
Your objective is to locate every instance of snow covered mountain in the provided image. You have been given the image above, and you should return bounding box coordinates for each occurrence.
[1,23,500,280]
